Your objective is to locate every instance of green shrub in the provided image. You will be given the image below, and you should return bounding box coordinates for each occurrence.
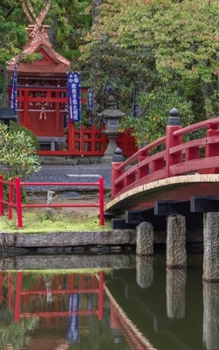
[9,121,40,150]
[0,123,41,203]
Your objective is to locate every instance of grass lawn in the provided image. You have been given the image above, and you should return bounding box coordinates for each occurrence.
[0,208,112,233]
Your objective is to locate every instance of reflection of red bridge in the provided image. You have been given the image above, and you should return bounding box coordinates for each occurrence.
[0,271,104,323]
[106,109,219,230]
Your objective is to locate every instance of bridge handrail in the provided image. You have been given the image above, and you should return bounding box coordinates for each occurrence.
[116,136,166,172]
[111,112,219,200]
[173,117,219,137]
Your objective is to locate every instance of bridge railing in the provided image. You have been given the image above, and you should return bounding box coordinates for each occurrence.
[111,109,219,199]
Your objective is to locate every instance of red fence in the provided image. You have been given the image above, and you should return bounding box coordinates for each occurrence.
[38,124,138,156]
[111,112,219,199]
[14,271,104,323]
[0,175,104,228]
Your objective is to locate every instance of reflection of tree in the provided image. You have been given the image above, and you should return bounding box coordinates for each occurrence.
[67,314,130,350]
[0,316,38,350]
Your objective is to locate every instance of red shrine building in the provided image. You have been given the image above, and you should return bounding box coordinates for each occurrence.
[6,3,88,152]
[6,2,137,157]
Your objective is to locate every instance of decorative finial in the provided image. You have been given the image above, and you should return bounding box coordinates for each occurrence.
[167,108,181,126]
[22,0,51,46]
[107,95,116,109]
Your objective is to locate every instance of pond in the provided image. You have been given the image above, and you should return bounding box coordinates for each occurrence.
[0,252,217,350]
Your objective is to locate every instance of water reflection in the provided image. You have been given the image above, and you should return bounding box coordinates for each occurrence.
[166,269,186,319]
[203,282,219,350]
[2,255,219,350]
[0,270,132,350]
[105,255,219,350]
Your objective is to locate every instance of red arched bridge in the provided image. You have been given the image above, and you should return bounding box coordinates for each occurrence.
[105,108,219,230]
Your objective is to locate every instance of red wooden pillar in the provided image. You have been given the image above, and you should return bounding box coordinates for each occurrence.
[206,124,219,157]
[68,117,74,152]
[98,271,104,320]
[165,108,182,178]
[111,163,124,199]
[202,124,219,173]
[55,90,60,134]
[68,274,74,289]
[15,271,23,323]
[138,151,148,179]
[23,89,29,128]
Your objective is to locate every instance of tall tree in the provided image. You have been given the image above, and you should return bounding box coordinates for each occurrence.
[78,0,219,144]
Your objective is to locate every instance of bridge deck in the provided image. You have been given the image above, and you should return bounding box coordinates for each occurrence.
[105,174,219,215]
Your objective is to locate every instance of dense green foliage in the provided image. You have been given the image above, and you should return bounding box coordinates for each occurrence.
[0,123,41,180]
[9,120,40,150]
[0,0,219,145]
[78,0,219,144]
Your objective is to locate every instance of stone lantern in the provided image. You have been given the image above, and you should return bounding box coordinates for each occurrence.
[100,95,126,164]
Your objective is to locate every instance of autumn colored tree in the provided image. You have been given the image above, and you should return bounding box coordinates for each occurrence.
[78,0,219,144]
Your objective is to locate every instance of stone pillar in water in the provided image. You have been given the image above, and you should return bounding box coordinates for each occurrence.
[166,215,186,268]
[203,212,219,282]
[166,269,186,318]
[203,282,219,350]
[136,222,154,256]
[136,256,154,289]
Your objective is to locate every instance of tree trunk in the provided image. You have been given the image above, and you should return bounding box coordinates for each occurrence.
[201,80,214,118]
[92,0,102,24]
[90,0,103,127]
[0,67,9,108]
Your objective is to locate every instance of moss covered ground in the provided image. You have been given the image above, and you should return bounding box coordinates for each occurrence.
[0,207,112,233]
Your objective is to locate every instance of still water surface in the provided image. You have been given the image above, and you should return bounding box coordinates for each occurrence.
[0,253,218,350]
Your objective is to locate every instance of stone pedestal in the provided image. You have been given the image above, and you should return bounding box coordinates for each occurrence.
[203,212,219,282]
[166,215,186,268]
[101,131,120,164]
[136,256,154,289]
[166,269,186,319]
[100,95,126,164]
[136,222,154,256]
[203,282,219,350]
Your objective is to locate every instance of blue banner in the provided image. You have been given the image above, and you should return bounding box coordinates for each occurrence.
[10,65,18,121]
[67,293,80,343]
[67,72,81,123]
[132,83,138,118]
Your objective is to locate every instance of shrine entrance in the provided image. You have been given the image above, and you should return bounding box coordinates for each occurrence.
[8,80,87,151]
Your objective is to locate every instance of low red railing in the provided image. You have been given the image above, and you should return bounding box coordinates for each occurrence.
[0,175,104,228]
[111,111,219,199]
[14,271,104,323]
[38,124,138,156]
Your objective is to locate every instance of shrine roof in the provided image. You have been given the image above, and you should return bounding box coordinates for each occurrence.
[7,39,70,76]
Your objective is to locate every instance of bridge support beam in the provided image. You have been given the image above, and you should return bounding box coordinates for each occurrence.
[136,256,154,289]
[166,269,186,319]
[166,215,186,268]
[203,212,219,282]
[136,222,154,256]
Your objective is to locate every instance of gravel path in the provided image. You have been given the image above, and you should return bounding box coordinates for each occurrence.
[26,164,112,193]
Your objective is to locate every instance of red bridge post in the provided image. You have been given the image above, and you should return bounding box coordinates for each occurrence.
[166,108,182,178]
[204,123,219,174]
[111,162,124,199]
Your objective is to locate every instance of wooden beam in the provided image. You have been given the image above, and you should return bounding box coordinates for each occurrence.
[111,219,136,230]
[125,209,167,230]
[190,196,219,213]
[125,209,154,224]
[154,200,190,216]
